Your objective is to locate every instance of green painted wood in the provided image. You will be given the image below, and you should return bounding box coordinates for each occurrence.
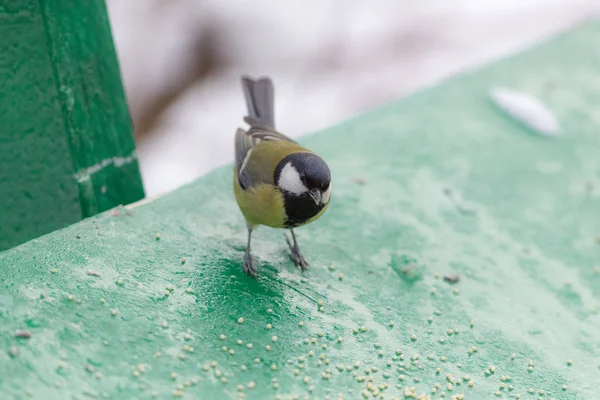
[0,0,144,252]
[2,22,600,400]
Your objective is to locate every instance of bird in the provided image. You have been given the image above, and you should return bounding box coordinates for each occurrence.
[233,75,332,277]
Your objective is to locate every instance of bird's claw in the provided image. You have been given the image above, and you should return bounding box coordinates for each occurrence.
[285,234,309,271]
[243,251,257,278]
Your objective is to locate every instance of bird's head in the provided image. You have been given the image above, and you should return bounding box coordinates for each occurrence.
[274,152,332,206]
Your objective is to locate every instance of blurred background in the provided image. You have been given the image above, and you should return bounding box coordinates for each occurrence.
[106,0,600,197]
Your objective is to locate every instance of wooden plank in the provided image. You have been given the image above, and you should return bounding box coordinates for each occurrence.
[1,21,600,399]
[0,0,144,251]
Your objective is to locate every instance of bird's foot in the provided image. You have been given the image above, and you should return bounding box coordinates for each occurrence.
[243,251,257,278]
[285,235,309,271]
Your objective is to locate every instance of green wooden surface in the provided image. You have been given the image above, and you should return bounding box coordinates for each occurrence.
[0,0,144,252]
[2,22,600,400]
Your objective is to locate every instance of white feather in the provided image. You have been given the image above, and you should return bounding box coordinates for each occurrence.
[278,162,308,195]
[321,183,332,204]
[239,148,253,175]
[489,87,559,136]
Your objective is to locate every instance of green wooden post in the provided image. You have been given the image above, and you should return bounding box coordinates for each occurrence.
[0,0,144,251]
[2,22,600,400]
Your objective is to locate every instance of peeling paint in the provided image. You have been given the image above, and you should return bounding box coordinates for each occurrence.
[74,150,138,183]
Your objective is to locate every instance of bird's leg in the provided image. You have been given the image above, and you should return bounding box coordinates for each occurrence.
[285,229,309,271]
[244,225,257,278]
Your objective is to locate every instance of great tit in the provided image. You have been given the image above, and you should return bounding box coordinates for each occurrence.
[233,75,332,277]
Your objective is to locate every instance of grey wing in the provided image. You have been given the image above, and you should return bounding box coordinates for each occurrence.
[244,120,299,144]
[235,126,299,190]
[235,128,255,190]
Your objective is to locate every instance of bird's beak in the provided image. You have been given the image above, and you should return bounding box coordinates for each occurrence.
[308,189,322,205]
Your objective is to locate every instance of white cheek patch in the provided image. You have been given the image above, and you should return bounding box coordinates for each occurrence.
[278,162,308,195]
[321,183,332,204]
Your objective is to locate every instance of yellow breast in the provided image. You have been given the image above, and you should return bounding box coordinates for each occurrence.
[233,168,287,228]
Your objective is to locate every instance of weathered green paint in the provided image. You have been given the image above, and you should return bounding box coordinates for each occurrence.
[2,22,600,400]
[0,0,144,251]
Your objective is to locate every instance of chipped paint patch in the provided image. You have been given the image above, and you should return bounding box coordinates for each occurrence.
[74,150,138,183]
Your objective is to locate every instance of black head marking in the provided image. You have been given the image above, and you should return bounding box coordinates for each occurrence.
[274,152,331,191]
[282,193,325,228]
[274,152,331,227]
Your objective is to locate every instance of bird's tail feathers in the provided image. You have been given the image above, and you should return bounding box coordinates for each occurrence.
[241,75,275,129]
